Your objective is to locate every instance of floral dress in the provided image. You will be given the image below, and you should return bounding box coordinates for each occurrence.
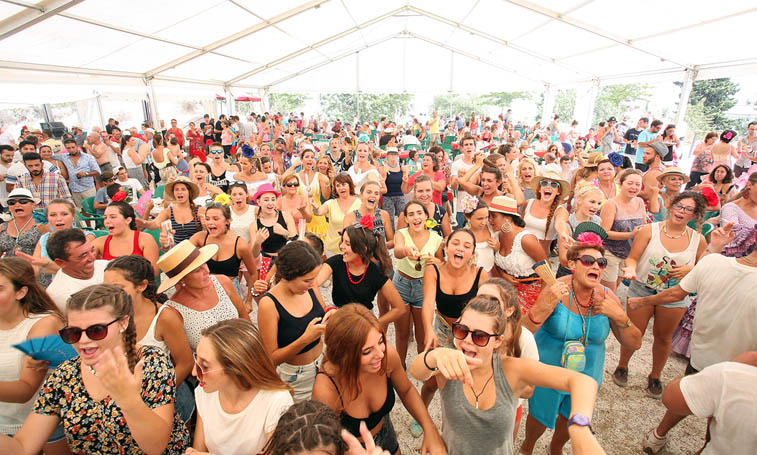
[34,347,189,454]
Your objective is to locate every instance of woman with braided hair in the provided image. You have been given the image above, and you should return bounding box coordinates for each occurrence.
[0,284,190,454]
[522,171,570,255]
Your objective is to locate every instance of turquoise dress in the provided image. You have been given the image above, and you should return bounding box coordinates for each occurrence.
[528,293,610,429]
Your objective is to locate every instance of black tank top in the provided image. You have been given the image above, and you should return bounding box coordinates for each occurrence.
[433,264,484,318]
[257,211,288,255]
[317,372,395,435]
[384,169,403,197]
[210,170,229,193]
[203,234,241,278]
[265,289,325,355]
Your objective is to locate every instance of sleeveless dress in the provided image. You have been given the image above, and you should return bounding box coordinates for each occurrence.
[230,205,255,243]
[604,199,646,260]
[299,172,328,238]
[523,199,558,241]
[529,294,610,429]
[494,230,541,313]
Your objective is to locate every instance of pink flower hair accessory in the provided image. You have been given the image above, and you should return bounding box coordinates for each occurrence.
[576,232,603,247]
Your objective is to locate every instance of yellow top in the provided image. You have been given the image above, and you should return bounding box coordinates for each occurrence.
[429,117,439,134]
[395,228,443,278]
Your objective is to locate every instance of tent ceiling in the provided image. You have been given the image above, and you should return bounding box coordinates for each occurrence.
[1,0,756,94]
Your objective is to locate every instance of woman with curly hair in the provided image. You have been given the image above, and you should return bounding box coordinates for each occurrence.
[707,164,737,204]
[614,191,707,398]
[522,171,570,255]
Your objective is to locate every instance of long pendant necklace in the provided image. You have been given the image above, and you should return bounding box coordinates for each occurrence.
[12,216,33,250]
[470,371,495,409]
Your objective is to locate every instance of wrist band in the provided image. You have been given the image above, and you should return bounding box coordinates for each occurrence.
[423,348,437,371]
[527,309,543,325]
[325,306,338,313]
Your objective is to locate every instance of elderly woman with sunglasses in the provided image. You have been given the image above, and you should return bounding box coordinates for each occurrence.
[0,284,190,455]
[518,238,641,455]
[613,191,707,398]
[277,173,313,230]
[0,189,44,259]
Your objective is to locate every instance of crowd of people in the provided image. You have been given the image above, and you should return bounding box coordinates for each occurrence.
[0,110,755,455]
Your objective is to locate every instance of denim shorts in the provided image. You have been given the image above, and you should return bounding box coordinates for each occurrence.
[434,314,455,348]
[627,280,690,309]
[393,273,424,308]
[277,353,323,401]
[175,380,196,423]
[372,416,400,454]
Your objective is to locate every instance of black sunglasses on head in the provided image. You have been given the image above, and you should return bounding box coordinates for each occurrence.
[452,323,501,347]
[577,255,608,269]
[59,318,122,344]
[7,199,33,206]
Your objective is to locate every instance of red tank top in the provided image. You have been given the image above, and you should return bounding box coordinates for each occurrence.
[102,231,144,260]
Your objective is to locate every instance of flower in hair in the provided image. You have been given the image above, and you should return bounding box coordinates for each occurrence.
[111,190,128,202]
[358,214,375,231]
[213,193,231,206]
[424,218,439,230]
[576,232,603,247]
[723,130,734,140]
[607,152,624,167]
[700,186,719,207]
[460,194,480,214]
[241,144,255,158]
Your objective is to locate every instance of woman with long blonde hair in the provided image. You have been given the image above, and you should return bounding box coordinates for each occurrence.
[188,319,293,455]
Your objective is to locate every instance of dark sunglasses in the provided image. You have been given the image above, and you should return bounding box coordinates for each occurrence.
[451,323,500,347]
[577,255,608,269]
[59,318,122,344]
[193,353,223,382]
[7,199,33,206]
[284,182,299,188]
[539,180,560,189]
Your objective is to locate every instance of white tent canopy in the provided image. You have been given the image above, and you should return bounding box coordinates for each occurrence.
[1,0,757,125]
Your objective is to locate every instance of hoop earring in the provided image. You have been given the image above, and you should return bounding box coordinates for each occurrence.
[501,219,513,233]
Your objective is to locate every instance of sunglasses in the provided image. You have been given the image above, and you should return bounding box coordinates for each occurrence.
[451,323,500,347]
[209,149,224,155]
[539,180,560,189]
[284,182,299,188]
[193,353,223,383]
[59,318,122,344]
[577,255,608,269]
[7,199,33,206]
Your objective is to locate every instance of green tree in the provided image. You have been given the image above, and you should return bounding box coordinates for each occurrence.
[686,78,740,131]
[430,93,483,119]
[592,84,652,126]
[533,89,576,123]
[268,93,309,114]
[481,91,531,110]
[682,100,714,141]
[320,93,413,123]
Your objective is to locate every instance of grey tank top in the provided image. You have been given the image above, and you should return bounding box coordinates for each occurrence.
[439,353,516,455]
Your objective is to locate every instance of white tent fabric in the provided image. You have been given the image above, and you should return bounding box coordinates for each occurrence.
[2,0,757,98]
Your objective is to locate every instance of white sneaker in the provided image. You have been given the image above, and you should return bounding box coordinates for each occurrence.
[642,428,667,454]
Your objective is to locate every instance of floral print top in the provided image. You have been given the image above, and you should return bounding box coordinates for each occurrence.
[34,346,189,454]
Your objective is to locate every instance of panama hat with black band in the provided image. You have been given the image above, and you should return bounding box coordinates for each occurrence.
[157,240,219,293]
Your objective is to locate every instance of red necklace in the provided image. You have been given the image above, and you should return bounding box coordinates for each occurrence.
[572,281,594,308]
[346,264,367,285]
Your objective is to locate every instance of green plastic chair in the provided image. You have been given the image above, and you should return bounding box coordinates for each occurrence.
[442,135,456,146]
[144,228,165,256]
[79,196,105,229]
[91,230,109,238]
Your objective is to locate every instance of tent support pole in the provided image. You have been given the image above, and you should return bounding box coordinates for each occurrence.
[674,69,698,131]
[540,83,555,127]
[146,78,161,130]
[95,93,106,128]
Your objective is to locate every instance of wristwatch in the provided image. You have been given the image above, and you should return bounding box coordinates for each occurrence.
[567,414,594,434]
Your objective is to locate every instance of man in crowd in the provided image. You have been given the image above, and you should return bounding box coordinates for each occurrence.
[0,144,14,204]
[638,141,667,213]
[71,123,87,146]
[428,111,440,145]
[45,228,107,312]
[83,130,113,177]
[624,117,648,158]
[52,138,100,207]
[168,119,184,147]
[450,134,477,227]
[15,151,72,208]
[635,119,663,171]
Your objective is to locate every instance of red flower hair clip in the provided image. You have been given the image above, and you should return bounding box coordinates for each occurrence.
[576,232,603,247]
[111,190,128,202]
[358,214,375,231]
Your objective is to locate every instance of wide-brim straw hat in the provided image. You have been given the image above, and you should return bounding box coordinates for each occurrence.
[583,152,605,168]
[157,240,218,293]
[488,195,521,219]
[531,170,571,201]
[657,167,690,184]
[164,176,200,202]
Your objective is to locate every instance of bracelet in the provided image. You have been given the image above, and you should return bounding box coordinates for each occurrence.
[617,318,632,329]
[527,309,543,325]
[325,306,338,314]
[423,348,437,372]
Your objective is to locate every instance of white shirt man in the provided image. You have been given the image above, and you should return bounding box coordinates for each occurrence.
[450,135,477,226]
[45,229,106,313]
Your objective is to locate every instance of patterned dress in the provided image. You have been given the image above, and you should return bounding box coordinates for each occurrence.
[34,346,189,454]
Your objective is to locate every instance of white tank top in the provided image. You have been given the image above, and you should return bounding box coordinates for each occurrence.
[137,305,168,352]
[494,230,537,278]
[635,222,700,291]
[0,313,47,434]
[475,225,496,272]
[122,146,140,169]
[230,205,256,243]
[523,199,558,241]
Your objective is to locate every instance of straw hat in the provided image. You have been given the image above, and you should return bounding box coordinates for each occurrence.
[531,170,571,200]
[488,195,521,218]
[157,240,219,293]
[583,152,605,168]
[656,167,690,184]
[164,176,200,201]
